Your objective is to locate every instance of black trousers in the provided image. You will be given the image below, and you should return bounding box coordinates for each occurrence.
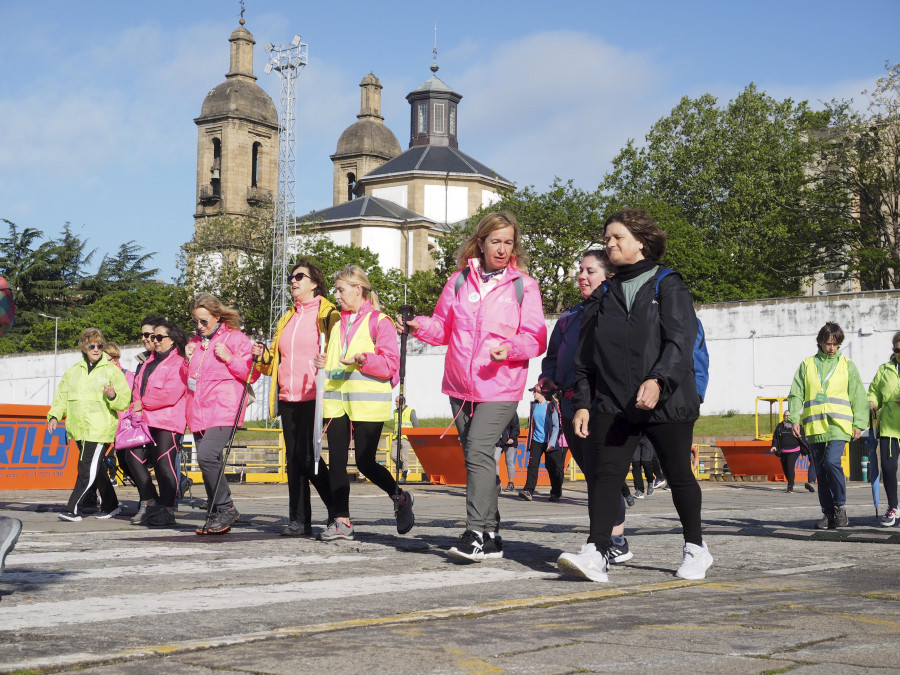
[280,400,333,526]
[522,441,564,496]
[562,416,625,527]
[325,415,395,519]
[584,413,702,552]
[779,451,800,489]
[880,437,900,510]
[631,460,658,492]
[67,441,119,515]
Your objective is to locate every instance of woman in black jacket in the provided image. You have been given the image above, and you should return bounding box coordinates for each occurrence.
[558,208,712,583]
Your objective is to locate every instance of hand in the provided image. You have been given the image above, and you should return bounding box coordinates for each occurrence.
[398,318,419,335]
[103,381,116,398]
[573,409,590,438]
[770,446,777,454]
[634,379,661,410]
[132,401,143,413]
[489,344,509,362]
[340,353,365,367]
[47,417,57,433]
[852,428,862,441]
[791,422,802,438]
[214,343,232,362]
[313,353,327,369]
[251,342,266,358]
[185,343,196,361]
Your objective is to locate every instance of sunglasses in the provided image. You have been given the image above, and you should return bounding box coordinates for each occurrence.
[88,343,105,350]
[151,334,170,342]
[893,348,900,354]
[140,332,153,339]
[288,272,309,283]
[192,318,210,327]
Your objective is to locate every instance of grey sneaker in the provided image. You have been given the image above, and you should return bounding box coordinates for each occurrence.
[318,520,354,541]
[95,506,122,520]
[130,503,162,526]
[196,507,239,535]
[833,506,849,528]
[880,507,898,527]
[0,517,22,574]
[815,512,835,530]
[557,543,609,582]
[393,490,415,534]
[625,494,635,508]
[675,541,713,580]
[147,508,176,528]
[280,521,307,537]
[634,489,645,499]
[518,490,533,501]
[646,483,655,497]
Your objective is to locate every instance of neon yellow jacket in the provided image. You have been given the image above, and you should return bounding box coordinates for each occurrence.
[48,356,131,442]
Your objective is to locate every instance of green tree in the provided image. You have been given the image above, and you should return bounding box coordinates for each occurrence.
[602,84,850,302]
[819,62,900,290]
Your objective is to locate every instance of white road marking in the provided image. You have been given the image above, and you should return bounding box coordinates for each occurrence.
[0,567,553,630]
[8,545,216,565]
[3,554,379,583]
[762,561,855,576]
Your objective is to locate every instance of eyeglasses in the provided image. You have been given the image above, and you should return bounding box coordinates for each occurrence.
[87,343,105,350]
[151,334,170,342]
[192,318,209,327]
[288,272,309,283]
[140,332,153,339]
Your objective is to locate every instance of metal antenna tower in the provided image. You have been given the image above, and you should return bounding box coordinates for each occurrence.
[265,35,308,338]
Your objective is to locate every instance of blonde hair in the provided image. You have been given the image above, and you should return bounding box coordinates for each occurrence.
[103,342,121,360]
[333,265,380,310]
[456,210,528,271]
[190,292,241,330]
[78,328,105,353]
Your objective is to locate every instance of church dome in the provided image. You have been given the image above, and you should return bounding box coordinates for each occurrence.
[334,118,401,159]
[197,78,278,126]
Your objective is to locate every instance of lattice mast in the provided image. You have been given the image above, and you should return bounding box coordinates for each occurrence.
[265,35,308,338]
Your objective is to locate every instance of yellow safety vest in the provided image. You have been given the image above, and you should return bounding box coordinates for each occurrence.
[323,312,393,421]
[801,355,853,436]
[392,405,415,441]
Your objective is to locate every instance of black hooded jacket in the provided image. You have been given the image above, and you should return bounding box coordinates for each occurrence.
[572,266,700,424]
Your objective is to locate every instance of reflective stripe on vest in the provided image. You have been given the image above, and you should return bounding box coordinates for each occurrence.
[801,355,853,436]
[323,312,393,421]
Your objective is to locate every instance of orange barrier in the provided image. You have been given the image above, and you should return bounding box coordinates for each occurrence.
[0,404,78,489]
[406,427,569,486]
[717,440,810,482]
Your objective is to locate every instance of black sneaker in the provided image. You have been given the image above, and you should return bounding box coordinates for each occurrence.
[448,530,486,562]
[815,512,835,530]
[147,508,177,528]
[625,494,635,508]
[518,490,533,501]
[131,503,162,526]
[833,506,849,528]
[58,511,82,522]
[393,490,415,534]
[483,533,504,559]
[196,507,239,535]
[548,494,561,503]
[805,482,816,493]
[608,538,634,564]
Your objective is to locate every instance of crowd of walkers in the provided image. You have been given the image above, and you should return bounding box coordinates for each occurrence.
[24,204,898,585]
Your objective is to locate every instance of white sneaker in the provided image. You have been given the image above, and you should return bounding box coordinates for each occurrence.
[675,541,713,580]
[557,543,609,582]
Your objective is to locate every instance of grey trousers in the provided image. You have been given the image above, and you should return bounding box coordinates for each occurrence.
[450,398,519,533]
[195,426,234,511]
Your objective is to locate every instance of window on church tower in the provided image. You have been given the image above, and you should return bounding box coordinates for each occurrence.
[251,142,261,188]
[449,106,457,135]
[417,103,428,134]
[433,102,445,134]
[347,172,356,201]
[211,138,222,197]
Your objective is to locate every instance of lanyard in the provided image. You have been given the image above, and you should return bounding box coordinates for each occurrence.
[815,357,839,393]
[340,312,368,359]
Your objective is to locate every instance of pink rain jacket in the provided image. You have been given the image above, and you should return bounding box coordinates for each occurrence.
[185,325,258,433]
[412,259,547,403]
[132,349,189,434]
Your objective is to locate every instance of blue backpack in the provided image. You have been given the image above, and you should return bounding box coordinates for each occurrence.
[655,268,709,403]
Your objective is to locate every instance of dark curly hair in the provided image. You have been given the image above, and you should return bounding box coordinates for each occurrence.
[153,318,189,358]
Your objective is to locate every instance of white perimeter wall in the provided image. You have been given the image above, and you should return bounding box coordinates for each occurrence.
[5,290,900,421]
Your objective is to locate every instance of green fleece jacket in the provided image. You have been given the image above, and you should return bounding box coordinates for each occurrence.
[48,356,131,442]
[787,349,867,444]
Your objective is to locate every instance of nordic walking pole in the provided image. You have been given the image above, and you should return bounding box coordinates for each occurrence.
[394,304,415,508]
[313,332,326,475]
[200,351,259,533]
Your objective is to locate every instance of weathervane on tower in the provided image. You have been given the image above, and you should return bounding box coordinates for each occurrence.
[431,22,439,74]
[239,0,246,26]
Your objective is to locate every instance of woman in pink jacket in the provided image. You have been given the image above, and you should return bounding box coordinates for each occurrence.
[405,211,547,562]
[185,293,256,535]
[130,318,189,529]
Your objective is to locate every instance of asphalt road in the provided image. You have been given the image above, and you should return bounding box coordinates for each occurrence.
[2,478,900,674]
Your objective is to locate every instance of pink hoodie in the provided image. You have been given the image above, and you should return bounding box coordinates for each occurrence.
[185,325,258,433]
[412,259,547,402]
[132,348,189,433]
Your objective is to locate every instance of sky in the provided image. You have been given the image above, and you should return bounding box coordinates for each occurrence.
[0,0,896,282]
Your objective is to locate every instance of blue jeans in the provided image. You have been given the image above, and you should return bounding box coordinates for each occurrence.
[810,440,846,512]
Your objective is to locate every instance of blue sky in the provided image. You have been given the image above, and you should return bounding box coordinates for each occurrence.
[1,0,895,282]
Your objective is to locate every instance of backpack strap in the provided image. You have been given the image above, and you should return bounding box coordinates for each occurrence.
[654,267,675,299]
[454,267,523,306]
[368,310,394,343]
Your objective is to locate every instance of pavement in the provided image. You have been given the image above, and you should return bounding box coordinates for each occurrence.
[2,477,900,674]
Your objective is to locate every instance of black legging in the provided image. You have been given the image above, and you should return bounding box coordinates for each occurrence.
[148,428,183,508]
[280,400,333,527]
[779,451,800,489]
[124,443,158,503]
[880,437,900,510]
[584,413,702,553]
[325,415,396,519]
[561,415,625,527]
